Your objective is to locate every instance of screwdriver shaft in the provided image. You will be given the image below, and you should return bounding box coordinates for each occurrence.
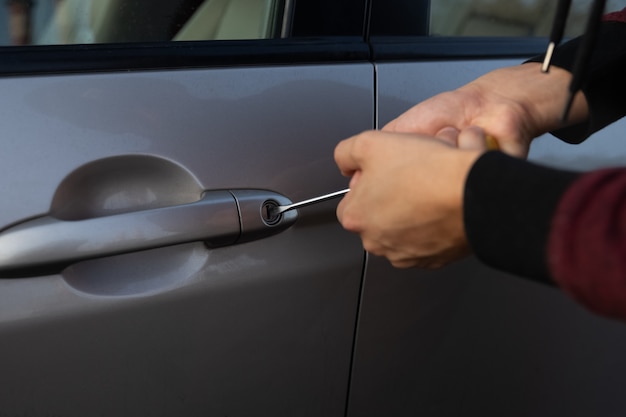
[275,188,350,215]
[273,132,500,217]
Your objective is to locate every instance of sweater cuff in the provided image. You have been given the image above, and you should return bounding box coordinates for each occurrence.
[463,151,580,283]
[526,21,626,143]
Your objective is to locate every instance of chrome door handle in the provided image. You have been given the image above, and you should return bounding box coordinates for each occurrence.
[0,190,296,276]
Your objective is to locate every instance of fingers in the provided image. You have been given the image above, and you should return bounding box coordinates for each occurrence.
[334,134,363,177]
[457,126,488,150]
[435,127,460,146]
[496,137,528,157]
[457,126,531,157]
[382,118,397,132]
[334,130,475,271]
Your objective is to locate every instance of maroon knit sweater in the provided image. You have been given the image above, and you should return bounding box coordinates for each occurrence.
[464,10,626,321]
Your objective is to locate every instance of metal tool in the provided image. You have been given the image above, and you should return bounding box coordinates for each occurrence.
[270,132,499,218]
[542,0,572,73]
[273,188,350,215]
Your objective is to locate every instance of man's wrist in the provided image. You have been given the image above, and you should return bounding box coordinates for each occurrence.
[516,63,589,135]
[526,21,626,143]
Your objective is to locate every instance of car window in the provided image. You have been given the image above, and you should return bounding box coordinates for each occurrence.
[430,0,626,37]
[371,0,626,38]
[2,0,290,45]
[0,0,368,75]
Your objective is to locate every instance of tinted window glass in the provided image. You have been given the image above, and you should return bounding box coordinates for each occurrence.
[370,0,429,36]
[430,0,626,37]
[2,0,287,45]
[291,0,367,37]
[371,0,626,38]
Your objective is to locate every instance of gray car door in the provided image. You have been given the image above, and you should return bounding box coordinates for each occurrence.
[348,1,626,416]
[0,1,371,415]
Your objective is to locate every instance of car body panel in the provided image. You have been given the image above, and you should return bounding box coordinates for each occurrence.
[0,64,372,415]
[347,59,626,416]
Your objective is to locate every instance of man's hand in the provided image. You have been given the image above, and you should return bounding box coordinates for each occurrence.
[334,128,486,269]
[384,63,589,157]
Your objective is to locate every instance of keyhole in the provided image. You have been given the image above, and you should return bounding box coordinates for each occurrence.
[261,200,282,226]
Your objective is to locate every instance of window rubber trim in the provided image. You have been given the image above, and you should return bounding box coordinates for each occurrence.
[0,38,370,76]
[369,36,548,61]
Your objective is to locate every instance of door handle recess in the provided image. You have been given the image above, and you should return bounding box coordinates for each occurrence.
[0,190,296,277]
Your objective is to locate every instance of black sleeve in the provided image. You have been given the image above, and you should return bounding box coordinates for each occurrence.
[526,21,626,143]
[463,151,580,283]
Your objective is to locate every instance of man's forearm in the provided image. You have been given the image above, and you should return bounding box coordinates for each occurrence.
[463,151,580,282]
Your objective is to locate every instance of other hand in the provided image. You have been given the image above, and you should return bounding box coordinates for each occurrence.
[335,127,487,269]
[384,63,589,157]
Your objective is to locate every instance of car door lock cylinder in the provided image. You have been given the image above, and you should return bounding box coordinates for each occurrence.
[261,200,282,226]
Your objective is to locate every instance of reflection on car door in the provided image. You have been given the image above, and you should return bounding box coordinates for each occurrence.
[0,18,373,417]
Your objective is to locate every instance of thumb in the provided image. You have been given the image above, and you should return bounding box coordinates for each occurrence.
[457,126,489,151]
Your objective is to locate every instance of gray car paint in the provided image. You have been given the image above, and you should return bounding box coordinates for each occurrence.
[347,60,626,417]
[0,64,372,415]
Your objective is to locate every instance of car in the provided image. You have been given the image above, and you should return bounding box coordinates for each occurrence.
[0,0,625,415]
